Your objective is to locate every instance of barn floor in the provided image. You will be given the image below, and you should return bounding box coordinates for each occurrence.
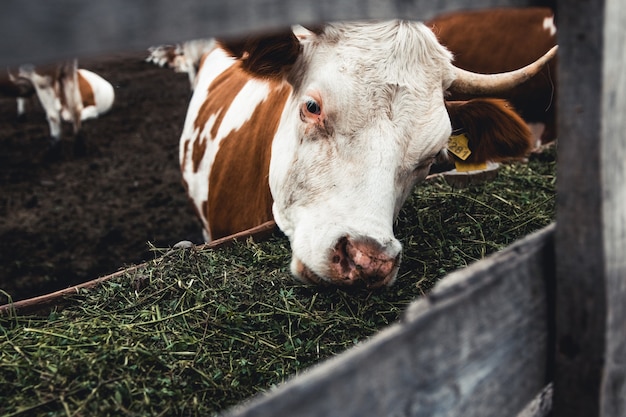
[0,51,204,302]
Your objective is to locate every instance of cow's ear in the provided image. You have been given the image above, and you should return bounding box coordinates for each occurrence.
[218,28,301,80]
[445,98,534,163]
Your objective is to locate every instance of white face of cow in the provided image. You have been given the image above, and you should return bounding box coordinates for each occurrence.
[267,22,457,288]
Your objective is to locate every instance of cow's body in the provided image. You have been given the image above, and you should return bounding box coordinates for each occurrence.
[180,21,556,288]
[5,61,115,142]
[180,46,289,241]
[428,7,558,144]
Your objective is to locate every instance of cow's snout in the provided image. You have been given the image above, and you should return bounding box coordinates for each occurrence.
[331,236,400,287]
[293,235,401,288]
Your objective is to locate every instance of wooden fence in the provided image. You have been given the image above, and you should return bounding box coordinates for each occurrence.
[1,0,624,416]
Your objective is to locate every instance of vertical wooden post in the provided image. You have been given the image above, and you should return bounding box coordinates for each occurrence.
[598,2,626,415]
[554,0,626,416]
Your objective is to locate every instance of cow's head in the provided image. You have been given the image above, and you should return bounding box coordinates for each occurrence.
[220,21,556,288]
[146,44,183,69]
[147,40,216,89]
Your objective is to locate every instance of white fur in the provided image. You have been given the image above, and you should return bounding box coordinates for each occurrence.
[543,15,557,37]
[269,21,455,282]
[18,67,64,139]
[179,39,216,89]
[76,69,115,120]
[145,45,177,67]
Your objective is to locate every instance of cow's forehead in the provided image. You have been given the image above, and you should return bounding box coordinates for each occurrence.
[294,20,455,91]
[283,22,454,144]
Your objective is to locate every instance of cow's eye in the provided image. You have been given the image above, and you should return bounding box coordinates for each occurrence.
[305,99,321,115]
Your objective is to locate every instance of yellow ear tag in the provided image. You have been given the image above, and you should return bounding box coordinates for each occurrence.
[448,133,472,161]
[454,161,488,172]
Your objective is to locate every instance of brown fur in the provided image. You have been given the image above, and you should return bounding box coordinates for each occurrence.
[429,7,557,143]
[445,99,533,163]
[191,137,207,173]
[78,71,96,107]
[206,80,291,240]
[217,28,301,80]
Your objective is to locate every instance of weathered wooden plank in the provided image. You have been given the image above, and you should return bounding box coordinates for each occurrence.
[553,0,626,415]
[599,3,626,415]
[1,0,542,66]
[223,224,556,417]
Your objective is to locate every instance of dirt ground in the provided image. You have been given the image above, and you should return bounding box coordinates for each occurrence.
[0,51,204,302]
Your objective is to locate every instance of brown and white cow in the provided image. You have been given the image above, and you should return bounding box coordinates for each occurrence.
[7,60,115,142]
[428,7,558,144]
[179,21,557,288]
[146,39,215,89]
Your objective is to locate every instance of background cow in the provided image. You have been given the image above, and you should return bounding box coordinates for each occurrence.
[427,7,558,145]
[146,39,215,90]
[5,60,115,142]
[179,21,556,288]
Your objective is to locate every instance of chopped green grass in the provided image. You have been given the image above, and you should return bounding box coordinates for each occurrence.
[0,148,556,416]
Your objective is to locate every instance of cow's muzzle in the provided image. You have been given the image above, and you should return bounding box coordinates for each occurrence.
[293,236,401,289]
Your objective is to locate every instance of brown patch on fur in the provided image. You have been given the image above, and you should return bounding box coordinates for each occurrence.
[206,81,291,239]
[78,71,96,107]
[197,52,209,73]
[191,137,207,173]
[194,62,249,138]
[165,47,178,65]
[217,28,301,80]
[445,98,533,163]
[190,62,251,172]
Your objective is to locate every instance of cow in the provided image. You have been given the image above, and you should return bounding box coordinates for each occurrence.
[427,7,558,145]
[146,39,215,89]
[6,60,115,142]
[179,21,557,288]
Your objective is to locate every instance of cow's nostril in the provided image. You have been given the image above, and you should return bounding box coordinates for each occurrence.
[328,235,400,286]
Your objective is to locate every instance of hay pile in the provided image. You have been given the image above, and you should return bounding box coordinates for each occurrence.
[0,149,556,416]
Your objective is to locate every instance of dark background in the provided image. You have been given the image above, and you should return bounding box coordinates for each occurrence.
[0,51,204,302]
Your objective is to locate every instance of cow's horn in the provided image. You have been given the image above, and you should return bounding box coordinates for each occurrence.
[449,45,558,95]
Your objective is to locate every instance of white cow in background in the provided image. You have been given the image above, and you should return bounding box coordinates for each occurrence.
[2,59,115,143]
[146,39,215,89]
